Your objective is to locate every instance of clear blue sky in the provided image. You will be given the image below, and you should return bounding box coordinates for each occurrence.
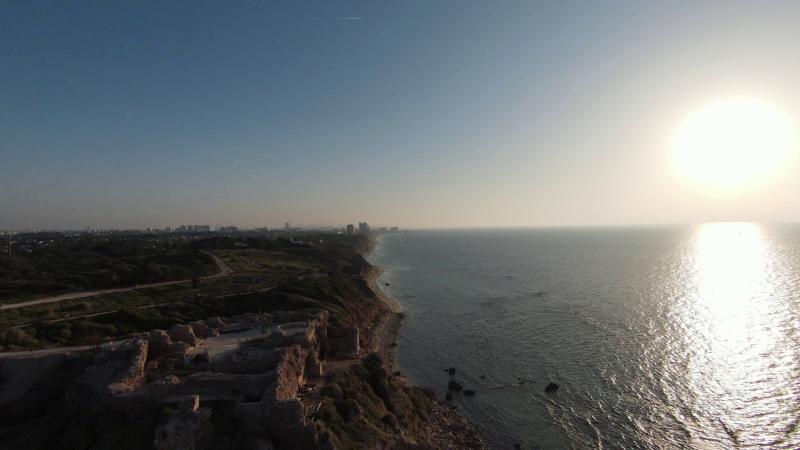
[2,1,799,229]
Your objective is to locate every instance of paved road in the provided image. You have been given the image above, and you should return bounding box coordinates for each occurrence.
[0,252,233,312]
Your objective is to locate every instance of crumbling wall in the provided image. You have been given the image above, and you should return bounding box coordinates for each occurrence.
[107,339,149,395]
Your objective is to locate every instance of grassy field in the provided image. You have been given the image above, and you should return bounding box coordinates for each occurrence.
[0,233,217,303]
[0,233,375,351]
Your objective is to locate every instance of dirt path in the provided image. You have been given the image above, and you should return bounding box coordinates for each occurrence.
[0,251,232,311]
[0,339,130,359]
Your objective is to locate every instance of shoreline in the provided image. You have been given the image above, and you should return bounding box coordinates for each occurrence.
[360,234,488,450]
[359,234,403,366]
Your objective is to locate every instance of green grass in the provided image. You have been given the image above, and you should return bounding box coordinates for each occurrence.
[0,236,381,351]
[0,234,217,303]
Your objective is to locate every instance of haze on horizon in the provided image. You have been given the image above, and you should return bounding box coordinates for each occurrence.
[2,1,800,230]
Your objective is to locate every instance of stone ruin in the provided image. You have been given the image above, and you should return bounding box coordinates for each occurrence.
[64,308,363,449]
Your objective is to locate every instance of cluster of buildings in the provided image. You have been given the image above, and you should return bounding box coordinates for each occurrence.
[174,225,211,233]
[2,222,403,243]
[343,222,400,235]
[345,222,369,235]
[171,225,240,234]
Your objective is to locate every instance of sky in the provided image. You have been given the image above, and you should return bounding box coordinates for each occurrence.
[2,0,800,230]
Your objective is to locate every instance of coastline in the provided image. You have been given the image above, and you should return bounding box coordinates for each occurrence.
[360,234,488,450]
[0,234,487,449]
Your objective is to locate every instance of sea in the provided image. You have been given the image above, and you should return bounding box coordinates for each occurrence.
[367,224,800,449]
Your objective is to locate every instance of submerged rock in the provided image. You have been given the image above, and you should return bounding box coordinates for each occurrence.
[545,382,559,393]
[447,380,463,392]
[463,389,476,397]
[446,367,456,376]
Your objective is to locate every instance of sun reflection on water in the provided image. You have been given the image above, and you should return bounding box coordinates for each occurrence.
[682,223,793,447]
[692,223,771,342]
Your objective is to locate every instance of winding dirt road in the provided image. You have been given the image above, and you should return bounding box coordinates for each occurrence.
[0,252,232,312]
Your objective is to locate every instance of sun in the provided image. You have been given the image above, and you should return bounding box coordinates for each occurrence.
[672,98,796,188]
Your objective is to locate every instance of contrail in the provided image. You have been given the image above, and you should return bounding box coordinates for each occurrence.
[335,16,364,21]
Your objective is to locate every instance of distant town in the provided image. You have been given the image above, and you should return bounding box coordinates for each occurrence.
[0,222,403,256]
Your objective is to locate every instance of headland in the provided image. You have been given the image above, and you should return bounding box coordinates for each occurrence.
[0,231,484,450]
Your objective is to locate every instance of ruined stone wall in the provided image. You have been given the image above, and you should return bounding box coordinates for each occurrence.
[108,339,149,394]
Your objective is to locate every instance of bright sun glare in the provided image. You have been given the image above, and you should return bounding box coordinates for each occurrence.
[673,98,797,188]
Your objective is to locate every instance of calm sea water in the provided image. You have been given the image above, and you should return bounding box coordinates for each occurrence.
[368,224,800,449]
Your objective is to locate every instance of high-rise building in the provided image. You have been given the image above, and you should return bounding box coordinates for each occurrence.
[346,224,355,235]
[358,222,369,234]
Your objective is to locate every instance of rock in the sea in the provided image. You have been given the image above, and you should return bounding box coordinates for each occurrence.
[446,367,456,376]
[463,389,476,397]
[545,382,559,393]
[445,391,453,401]
[447,380,463,392]
[169,324,198,347]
